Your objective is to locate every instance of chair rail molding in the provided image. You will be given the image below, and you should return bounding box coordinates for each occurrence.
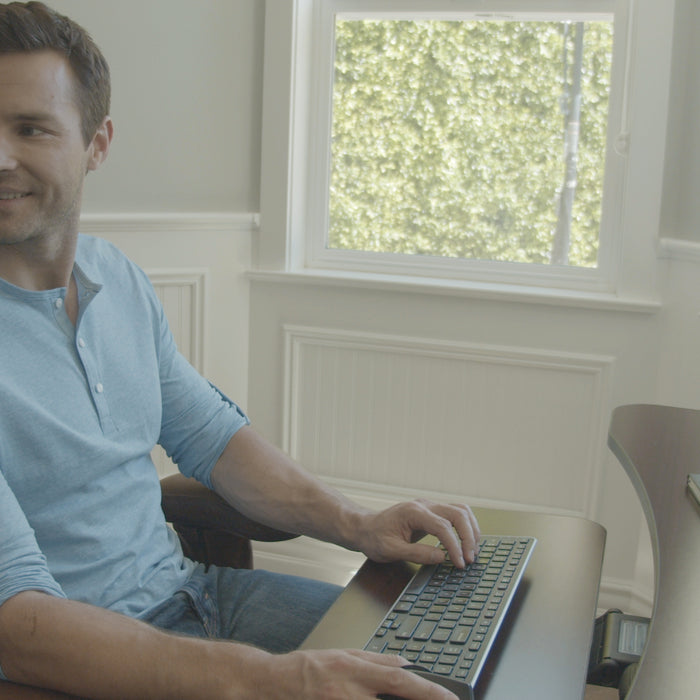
[658,236,700,262]
[79,211,260,236]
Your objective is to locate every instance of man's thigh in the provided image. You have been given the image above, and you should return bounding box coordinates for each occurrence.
[147,564,343,654]
[211,566,343,653]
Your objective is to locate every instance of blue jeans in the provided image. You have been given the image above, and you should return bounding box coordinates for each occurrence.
[141,563,343,653]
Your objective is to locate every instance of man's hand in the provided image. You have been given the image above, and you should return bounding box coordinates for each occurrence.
[353,499,481,568]
[253,648,459,700]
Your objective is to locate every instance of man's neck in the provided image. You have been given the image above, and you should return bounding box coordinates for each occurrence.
[0,234,80,325]
[0,232,78,292]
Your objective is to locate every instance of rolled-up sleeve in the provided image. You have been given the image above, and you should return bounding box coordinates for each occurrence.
[0,469,66,680]
[155,305,249,489]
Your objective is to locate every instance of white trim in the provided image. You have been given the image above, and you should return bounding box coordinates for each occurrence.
[658,237,700,263]
[325,0,614,13]
[304,0,626,293]
[598,576,654,617]
[79,212,259,236]
[315,474,602,519]
[249,269,661,313]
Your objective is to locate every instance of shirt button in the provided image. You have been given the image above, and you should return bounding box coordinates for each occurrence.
[95,383,104,394]
[78,338,86,348]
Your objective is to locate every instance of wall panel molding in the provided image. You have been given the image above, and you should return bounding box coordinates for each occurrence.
[283,325,614,519]
[658,237,700,262]
[79,211,259,236]
[147,269,207,375]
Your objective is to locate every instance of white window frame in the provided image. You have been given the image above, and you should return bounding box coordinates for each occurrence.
[258,0,674,306]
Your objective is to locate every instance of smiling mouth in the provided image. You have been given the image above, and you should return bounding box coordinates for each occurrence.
[0,192,30,200]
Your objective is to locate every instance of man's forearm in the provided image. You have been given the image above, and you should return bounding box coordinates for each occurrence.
[210,426,481,570]
[0,591,267,700]
[211,426,372,551]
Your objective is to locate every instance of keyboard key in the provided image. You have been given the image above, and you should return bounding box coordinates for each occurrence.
[434,664,455,675]
[395,616,422,639]
[414,620,437,641]
[444,645,463,656]
[432,627,451,643]
[450,627,472,644]
[366,638,387,653]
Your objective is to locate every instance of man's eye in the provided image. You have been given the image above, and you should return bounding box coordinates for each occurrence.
[19,125,43,137]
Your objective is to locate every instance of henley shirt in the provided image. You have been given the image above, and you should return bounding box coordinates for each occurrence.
[0,235,249,669]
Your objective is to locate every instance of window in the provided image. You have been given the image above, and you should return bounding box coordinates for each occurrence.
[302,1,624,291]
[259,0,672,303]
[328,18,613,270]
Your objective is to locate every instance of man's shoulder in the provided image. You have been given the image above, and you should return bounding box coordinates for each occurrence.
[75,234,150,288]
[76,233,129,265]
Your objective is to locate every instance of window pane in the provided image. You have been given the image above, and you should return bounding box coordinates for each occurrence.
[329,19,613,268]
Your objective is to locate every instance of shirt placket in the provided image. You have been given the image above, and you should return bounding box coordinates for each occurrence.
[51,285,116,435]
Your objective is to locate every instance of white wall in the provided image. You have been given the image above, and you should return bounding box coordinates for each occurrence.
[42,0,700,616]
[51,0,264,213]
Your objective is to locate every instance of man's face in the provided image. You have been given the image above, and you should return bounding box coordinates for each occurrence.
[0,50,110,248]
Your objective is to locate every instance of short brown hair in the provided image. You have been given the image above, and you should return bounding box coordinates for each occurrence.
[0,1,111,145]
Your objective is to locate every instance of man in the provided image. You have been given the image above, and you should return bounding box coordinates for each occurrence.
[0,3,480,698]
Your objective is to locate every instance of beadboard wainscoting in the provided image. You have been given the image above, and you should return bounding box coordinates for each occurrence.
[149,269,207,376]
[283,325,613,517]
[254,324,615,589]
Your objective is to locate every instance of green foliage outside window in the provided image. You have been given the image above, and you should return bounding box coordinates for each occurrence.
[329,20,613,267]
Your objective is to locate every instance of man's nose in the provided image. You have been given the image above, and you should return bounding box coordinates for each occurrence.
[0,134,18,170]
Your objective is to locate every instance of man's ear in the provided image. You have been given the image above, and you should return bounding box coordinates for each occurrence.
[86,116,114,172]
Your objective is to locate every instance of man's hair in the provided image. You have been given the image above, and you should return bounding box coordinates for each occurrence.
[0,1,110,145]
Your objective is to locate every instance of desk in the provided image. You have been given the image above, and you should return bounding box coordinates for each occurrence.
[608,404,700,700]
[303,507,605,699]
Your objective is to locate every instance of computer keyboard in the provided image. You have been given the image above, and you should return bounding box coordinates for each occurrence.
[364,535,536,697]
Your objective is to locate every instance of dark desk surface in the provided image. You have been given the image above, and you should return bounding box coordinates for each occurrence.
[608,404,700,700]
[303,507,606,700]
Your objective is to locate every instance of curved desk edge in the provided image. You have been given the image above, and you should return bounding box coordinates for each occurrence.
[608,403,700,700]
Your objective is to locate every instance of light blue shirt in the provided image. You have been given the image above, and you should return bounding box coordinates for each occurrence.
[0,235,248,664]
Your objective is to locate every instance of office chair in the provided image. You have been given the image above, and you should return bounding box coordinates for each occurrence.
[0,474,298,700]
[160,472,298,569]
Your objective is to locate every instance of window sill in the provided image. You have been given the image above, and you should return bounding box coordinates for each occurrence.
[248,268,660,314]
